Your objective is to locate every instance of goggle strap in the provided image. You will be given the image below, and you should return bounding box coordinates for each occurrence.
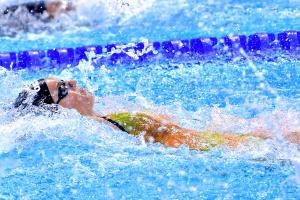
[56,98,62,104]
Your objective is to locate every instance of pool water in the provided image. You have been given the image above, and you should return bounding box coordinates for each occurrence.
[0,0,300,199]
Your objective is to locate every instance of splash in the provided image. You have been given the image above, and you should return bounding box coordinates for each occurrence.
[1,58,298,155]
[0,0,299,198]
[0,44,299,199]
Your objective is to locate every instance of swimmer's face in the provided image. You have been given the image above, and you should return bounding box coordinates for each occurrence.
[45,77,95,116]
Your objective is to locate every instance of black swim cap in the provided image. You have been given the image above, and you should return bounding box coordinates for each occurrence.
[14,78,54,109]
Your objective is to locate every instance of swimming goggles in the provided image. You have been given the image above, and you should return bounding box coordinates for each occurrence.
[56,80,69,104]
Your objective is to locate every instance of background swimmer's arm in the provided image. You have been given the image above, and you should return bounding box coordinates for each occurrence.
[46,1,76,18]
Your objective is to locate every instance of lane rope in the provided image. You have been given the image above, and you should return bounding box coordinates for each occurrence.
[0,30,299,70]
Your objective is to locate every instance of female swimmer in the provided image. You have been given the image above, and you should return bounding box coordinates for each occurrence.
[13,78,300,151]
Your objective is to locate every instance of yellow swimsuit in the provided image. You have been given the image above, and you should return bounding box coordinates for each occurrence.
[107,112,250,151]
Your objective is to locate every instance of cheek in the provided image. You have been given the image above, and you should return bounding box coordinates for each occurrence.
[64,91,94,110]
[70,92,82,104]
[69,91,87,106]
[61,93,77,108]
[87,93,95,106]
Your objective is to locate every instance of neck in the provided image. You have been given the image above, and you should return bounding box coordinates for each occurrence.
[77,108,98,118]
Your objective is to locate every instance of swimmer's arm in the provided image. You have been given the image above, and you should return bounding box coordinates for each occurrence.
[284,132,300,144]
[252,129,300,144]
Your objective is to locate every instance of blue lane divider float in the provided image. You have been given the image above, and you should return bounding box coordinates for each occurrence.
[220,35,247,50]
[248,33,276,51]
[0,30,299,70]
[190,37,217,54]
[47,48,74,66]
[0,52,16,69]
[162,39,189,58]
[278,31,300,50]
[18,50,46,70]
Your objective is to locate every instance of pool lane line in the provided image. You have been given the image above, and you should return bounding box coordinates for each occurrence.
[0,30,299,70]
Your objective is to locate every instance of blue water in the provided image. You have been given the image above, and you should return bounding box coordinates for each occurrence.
[1,0,300,51]
[0,0,300,199]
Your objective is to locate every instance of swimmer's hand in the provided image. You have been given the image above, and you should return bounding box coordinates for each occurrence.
[253,129,300,144]
[284,132,300,144]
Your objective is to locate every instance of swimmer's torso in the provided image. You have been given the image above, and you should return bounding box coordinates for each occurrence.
[107,112,250,151]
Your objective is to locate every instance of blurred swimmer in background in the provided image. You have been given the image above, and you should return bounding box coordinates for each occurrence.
[0,0,75,36]
[2,0,75,19]
[13,77,300,151]
[0,0,152,36]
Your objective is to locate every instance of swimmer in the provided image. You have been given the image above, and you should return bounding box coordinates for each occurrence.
[2,0,75,19]
[13,78,300,151]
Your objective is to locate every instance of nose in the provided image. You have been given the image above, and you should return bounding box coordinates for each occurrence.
[68,80,77,88]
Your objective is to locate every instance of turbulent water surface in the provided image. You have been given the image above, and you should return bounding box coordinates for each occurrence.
[0,0,299,199]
